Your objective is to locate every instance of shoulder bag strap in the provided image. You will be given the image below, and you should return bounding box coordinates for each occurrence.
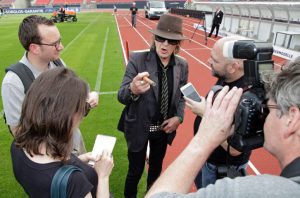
[5,62,35,94]
[51,165,82,198]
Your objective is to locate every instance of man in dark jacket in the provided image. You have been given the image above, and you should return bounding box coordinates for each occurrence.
[208,6,223,38]
[130,2,138,27]
[118,14,188,198]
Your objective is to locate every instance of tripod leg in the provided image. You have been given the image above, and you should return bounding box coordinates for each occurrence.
[203,18,208,45]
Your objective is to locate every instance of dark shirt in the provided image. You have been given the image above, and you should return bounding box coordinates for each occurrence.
[194,76,251,166]
[281,157,300,178]
[156,51,175,123]
[11,141,98,198]
[130,6,138,15]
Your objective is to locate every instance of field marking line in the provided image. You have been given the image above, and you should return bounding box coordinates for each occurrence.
[248,161,261,175]
[184,47,209,51]
[61,16,101,55]
[94,28,109,92]
[97,91,118,95]
[124,17,150,47]
[115,15,128,65]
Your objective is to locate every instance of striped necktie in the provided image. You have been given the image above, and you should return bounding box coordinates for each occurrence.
[161,66,168,120]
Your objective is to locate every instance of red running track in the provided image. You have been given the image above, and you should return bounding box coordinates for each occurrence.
[114,10,286,185]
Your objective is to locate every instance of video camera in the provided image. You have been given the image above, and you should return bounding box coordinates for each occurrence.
[222,40,274,152]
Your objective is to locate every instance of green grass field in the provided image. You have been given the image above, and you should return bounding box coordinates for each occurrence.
[0,12,146,197]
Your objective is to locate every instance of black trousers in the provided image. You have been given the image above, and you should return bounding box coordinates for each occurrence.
[208,23,220,37]
[124,131,168,198]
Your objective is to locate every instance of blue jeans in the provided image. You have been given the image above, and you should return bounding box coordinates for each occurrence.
[194,162,248,189]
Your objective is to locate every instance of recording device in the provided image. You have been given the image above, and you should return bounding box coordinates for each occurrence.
[180,82,202,102]
[222,40,274,152]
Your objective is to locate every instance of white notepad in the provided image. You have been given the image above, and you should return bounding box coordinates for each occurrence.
[88,134,116,166]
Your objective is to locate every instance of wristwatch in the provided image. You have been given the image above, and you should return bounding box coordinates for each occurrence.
[128,83,140,101]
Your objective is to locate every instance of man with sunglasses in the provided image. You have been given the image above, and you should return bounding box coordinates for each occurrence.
[184,36,251,189]
[1,15,98,155]
[118,14,188,198]
[146,60,300,198]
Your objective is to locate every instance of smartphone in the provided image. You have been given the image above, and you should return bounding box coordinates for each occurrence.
[180,82,202,102]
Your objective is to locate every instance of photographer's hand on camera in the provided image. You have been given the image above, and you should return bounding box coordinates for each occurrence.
[130,72,151,95]
[197,86,243,148]
[184,96,206,117]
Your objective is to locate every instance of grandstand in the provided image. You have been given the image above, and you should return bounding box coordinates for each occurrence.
[52,0,83,5]
[34,0,51,6]
[0,0,13,7]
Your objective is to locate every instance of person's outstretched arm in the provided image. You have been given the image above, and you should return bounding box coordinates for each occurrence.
[145,86,243,197]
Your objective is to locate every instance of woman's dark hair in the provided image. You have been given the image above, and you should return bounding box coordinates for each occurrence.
[15,68,88,162]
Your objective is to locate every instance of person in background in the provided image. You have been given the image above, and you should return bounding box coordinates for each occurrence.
[58,5,65,22]
[129,2,138,28]
[11,67,114,198]
[146,59,300,197]
[117,14,188,198]
[113,5,117,15]
[187,36,250,189]
[1,15,99,155]
[208,6,223,38]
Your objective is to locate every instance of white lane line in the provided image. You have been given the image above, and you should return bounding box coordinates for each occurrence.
[124,17,150,47]
[97,91,118,95]
[61,16,100,55]
[248,161,262,175]
[115,15,128,65]
[94,28,109,92]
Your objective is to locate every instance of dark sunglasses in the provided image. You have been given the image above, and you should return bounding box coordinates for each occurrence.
[84,102,92,117]
[155,35,180,45]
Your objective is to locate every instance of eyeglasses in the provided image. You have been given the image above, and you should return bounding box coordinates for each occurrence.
[155,35,180,45]
[84,102,91,117]
[37,38,62,50]
[261,104,279,118]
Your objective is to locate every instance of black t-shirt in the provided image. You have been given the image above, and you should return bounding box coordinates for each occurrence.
[130,6,138,15]
[11,141,98,198]
[194,76,252,166]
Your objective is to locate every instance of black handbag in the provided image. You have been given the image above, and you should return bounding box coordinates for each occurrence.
[51,165,82,198]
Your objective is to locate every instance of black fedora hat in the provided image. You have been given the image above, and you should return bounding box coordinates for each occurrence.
[149,14,187,40]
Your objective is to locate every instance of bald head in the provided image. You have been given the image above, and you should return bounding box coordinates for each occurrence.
[209,36,245,82]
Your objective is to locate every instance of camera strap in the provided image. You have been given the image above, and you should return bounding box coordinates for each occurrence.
[216,144,247,179]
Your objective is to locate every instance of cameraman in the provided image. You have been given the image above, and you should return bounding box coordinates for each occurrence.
[187,36,251,188]
[146,60,300,198]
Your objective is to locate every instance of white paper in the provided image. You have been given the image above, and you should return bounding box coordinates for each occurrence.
[88,134,116,166]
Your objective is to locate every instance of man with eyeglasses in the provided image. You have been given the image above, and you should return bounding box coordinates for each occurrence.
[1,15,98,156]
[117,14,188,198]
[184,36,251,189]
[146,60,300,198]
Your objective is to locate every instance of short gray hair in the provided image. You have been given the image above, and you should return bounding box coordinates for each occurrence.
[268,60,300,115]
